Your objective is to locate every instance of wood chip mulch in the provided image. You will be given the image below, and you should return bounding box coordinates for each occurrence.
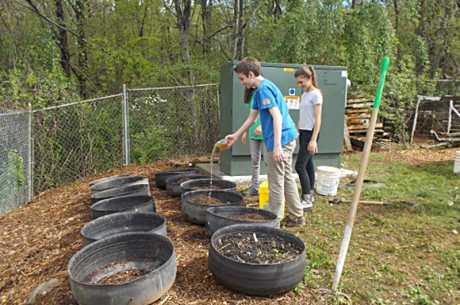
[0,156,325,305]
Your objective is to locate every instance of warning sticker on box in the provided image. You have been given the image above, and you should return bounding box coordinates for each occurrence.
[285,96,300,110]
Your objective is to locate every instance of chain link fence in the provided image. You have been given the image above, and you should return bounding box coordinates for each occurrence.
[33,95,124,193]
[128,84,220,162]
[0,84,219,214]
[0,110,32,214]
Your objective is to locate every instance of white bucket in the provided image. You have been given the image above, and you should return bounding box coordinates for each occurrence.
[454,151,460,174]
[316,166,341,196]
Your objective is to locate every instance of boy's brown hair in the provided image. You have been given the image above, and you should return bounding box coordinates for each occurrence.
[234,57,261,77]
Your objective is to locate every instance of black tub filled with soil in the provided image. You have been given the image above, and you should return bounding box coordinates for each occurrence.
[81,212,166,244]
[181,190,243,225]
[165,174,210,197]
[68,232,176,305]
[90,195,155,219]
[180,178,236,193]
[91,183,151,204]
[90,176,148,193]
[208,224,306,296]
[154,167,199,189]
[206,206,279,235]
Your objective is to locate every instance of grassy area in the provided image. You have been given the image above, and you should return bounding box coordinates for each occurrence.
[290,151,460,305]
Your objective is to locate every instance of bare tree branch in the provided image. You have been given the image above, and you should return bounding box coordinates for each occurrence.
[17,0,82,39]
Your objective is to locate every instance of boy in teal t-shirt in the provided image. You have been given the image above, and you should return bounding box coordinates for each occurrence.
[225,57,304,227]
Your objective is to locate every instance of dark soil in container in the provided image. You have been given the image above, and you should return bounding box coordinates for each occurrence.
[216,232,302,264]
[189,194,225,205]
[98,268,147,285]
[225,213,271,222]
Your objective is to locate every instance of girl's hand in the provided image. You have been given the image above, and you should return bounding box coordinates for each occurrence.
[241,132,247,144]
[272,146,285,162]
[307,141,318,155]
[254,126,262,136]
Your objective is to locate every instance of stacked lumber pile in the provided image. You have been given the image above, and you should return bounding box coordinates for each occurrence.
[345,97,389,145]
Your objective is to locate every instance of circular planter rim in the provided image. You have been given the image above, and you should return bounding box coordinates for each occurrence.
[206,206,277,222]
[68,232,175,287]
[80,211,165,241]
[89,175,131,186]
[210,224,305,267]
[181,190,243,207]
[180,178,236,190]
[90,194,153,212]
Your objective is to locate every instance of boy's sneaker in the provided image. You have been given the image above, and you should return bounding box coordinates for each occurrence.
[281,215,305,227]
[247,186,259,196]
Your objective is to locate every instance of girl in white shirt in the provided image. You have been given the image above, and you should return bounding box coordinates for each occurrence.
[294,65,322,210]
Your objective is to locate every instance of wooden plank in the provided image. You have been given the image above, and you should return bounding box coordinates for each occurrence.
[346,102,373,109]
[346,113,371,119]
[348,118,370,125]
[349,129,384,134]
[348,123,383,130]
[346,108,370,114]
[347,98,373,104]
[344,119,352,152]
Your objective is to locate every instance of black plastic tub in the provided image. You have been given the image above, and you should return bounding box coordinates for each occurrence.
[68,232,176,305]
[208,224,306,296]
[91,184,151,204]
[154,167,198,190]
[165,174,210,197]
[90,195,155,219]
[81,212,167,244]
[181,190,243,225]
[90,175,130,187]
[90,176,148,193]
[180,178,236,194]
[206,206,279,235]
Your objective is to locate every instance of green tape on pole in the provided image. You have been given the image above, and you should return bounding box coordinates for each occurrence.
[373,56,390,109]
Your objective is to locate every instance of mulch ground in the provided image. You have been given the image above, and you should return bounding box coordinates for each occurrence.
[383,145,458,166]
[1,147,458,305]
[0,156,324,305]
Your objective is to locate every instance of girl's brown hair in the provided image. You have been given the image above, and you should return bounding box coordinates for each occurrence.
[294,65,319,89]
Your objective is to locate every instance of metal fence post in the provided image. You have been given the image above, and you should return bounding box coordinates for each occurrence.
[122,84,130,165]
[27,103,33,201]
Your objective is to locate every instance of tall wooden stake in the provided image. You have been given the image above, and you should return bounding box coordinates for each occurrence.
[332,56,390,292]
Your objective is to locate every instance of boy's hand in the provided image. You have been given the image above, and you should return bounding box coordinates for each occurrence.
[254,126,262,136]
[225,134,238,147]
[272,146,285,162]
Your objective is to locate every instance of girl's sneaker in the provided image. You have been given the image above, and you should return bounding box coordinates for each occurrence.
[300,194,313,211]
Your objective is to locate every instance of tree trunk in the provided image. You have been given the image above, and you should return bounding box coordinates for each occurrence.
[73,0,89,98]
[233,0,244,60]
[172,0,198,147]
[201,0,212,55]
[55,0,71,77]
[269,0,282,21]
[393,0,401,61]
[139,2,149,37]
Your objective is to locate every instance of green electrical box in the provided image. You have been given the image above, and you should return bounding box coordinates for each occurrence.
[219,61,348,176]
